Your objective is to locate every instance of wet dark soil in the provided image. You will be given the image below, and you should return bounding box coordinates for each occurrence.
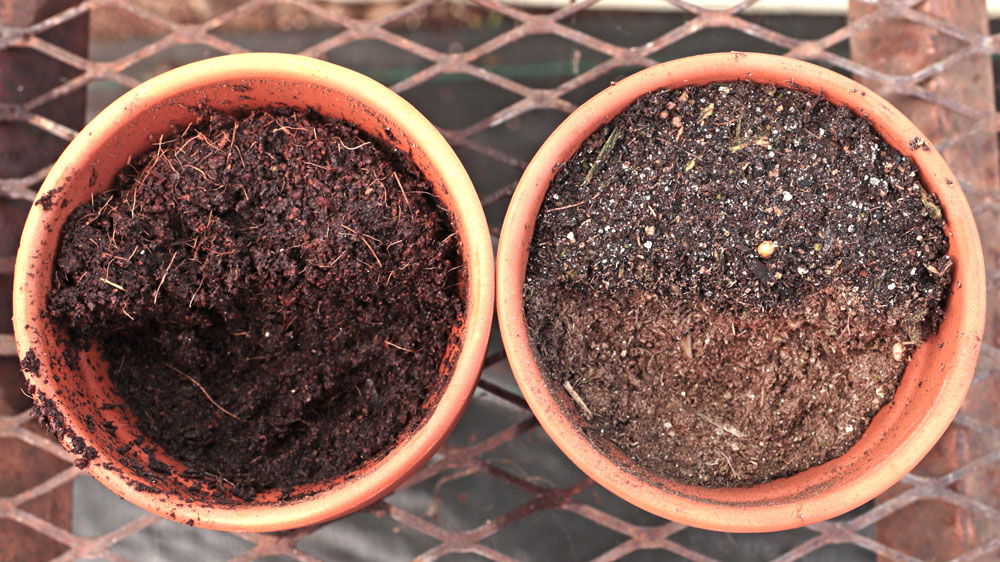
[47,108,464,500]
[524,82,951,486]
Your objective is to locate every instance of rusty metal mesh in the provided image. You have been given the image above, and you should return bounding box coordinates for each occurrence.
[2,0,1000,560]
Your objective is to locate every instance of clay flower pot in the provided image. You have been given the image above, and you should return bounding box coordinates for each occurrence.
[496,52,985,532]
[14,53,494,532]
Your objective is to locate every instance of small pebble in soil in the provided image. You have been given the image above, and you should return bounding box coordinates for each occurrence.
[525,82,951,487]
[892,342,906,362]
[756,240,776,259]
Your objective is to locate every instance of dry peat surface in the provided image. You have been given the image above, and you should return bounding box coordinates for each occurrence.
[524,82,952,486]
[47,108,464,500]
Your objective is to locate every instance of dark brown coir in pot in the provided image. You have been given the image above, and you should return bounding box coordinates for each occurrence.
[524,82,951,487]
[48,108,464,500]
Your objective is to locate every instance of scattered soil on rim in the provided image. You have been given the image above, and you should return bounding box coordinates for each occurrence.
[47,108,464,500]
[524,82,952,487]
[22,350,100,470]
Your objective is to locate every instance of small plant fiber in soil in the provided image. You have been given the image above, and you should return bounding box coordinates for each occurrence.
[524,82,952,487]
[47,107,464,500]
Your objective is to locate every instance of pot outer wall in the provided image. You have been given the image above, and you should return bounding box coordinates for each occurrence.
[13,53,494,532]
[496,52,986,533]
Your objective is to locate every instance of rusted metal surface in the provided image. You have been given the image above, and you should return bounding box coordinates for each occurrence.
[849,1,1000,560]
[2,0,999,560]
[1,1,85,560]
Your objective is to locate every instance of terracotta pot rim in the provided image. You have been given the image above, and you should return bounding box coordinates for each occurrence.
[14,53,494,532]
[496,52,986,532]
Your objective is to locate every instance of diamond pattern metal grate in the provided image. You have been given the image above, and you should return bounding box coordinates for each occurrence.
[2,1,999,560]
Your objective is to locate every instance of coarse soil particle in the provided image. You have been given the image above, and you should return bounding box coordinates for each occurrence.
[29,387,98,469]
[20,349,40,376]
[47,108,464,500]
[524,82,951,487]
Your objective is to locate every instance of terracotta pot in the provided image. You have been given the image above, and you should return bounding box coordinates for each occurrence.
[496,52,986,532]
[13,53,494,532]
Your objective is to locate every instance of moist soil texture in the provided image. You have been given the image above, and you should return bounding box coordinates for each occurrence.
[48,108,464,500]
[524,82,952,487]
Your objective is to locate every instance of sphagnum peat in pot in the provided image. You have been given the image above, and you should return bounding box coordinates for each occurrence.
[497,52,985,532]
[14,53,494,532]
